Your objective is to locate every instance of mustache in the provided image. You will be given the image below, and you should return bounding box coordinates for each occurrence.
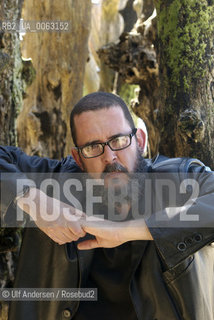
[102,162,128,174]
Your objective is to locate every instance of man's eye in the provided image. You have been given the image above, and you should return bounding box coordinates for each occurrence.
[85,144,100,152]
[111,137,120,146]
[111,136,128,148]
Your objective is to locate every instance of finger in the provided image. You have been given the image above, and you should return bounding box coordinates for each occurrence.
[58,227,80,240]
[56,240,65,245]
[82,223,122,243]
[61,230,79,241]
[55,227,83,242]
[63,207,86,223]
[42,226,81,243]
[47,228,72,243]
[67,222,86,237]
[50,234,66,245]
[77,239,100,250]
[48,223,85,239]
[74,208,86,218]
[82,224,107,238]
[51,233,68,243]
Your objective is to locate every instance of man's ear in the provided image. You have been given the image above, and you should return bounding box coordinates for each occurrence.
[71,148,84,170]
[136,128,147,154]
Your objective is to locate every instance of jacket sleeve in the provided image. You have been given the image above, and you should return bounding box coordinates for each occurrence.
[0,146,74,219]
[145,161,214,269]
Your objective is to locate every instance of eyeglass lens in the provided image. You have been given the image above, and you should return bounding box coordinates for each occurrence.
[82,135,131,158]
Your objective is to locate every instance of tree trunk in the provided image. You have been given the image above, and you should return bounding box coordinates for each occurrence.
[155,0,214,168]
[84,0,131,95]
[98,0,214,167]
[0,0,23,146]
[0,1,23,319]
[17,0,91,158]
[98,0,159,156]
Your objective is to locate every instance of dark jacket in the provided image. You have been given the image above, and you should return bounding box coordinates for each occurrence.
[0,146,214,320]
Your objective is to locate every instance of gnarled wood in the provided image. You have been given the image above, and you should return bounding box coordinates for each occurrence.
[155,0,214,168]
[98,2,159,155]
[0,2,24,319]
[17,0,91,158]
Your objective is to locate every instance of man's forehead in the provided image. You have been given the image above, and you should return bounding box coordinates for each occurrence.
[74,107,127,127]
[74,105,123,117]
[74,107,131,143]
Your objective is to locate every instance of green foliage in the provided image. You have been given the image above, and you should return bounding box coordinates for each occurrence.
[119,83,139,106]
[156,0,214,92]
[119,83,140,126]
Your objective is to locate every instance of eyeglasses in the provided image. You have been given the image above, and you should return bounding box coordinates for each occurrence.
[75,128,137,159]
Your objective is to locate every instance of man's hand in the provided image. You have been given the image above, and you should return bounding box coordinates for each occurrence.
[17,188,86,245]
[78,218,153,250]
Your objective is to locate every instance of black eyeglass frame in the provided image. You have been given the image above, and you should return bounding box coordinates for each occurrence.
[75,128,138,159]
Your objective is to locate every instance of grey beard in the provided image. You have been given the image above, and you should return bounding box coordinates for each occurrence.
[100,151,147,221]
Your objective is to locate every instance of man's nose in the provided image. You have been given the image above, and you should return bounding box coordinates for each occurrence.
[102,145,117,163]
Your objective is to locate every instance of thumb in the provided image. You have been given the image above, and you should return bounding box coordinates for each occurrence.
[82,223,103,237]
[77,238,99,250]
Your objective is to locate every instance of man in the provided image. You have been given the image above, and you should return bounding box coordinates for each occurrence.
[0,92,214,320]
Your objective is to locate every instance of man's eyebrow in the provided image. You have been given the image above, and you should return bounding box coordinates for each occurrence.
[107,132,124,140]
[81,132,126,147]
[80,139,102,147]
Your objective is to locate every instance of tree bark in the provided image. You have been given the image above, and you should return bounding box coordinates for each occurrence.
[98,0,214,167]
[155,0,214,168]
[17,0,91,158]
[98,0,159,156]
[84,0,131,95]
[0,2,24,319]
[0,0,23,146]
